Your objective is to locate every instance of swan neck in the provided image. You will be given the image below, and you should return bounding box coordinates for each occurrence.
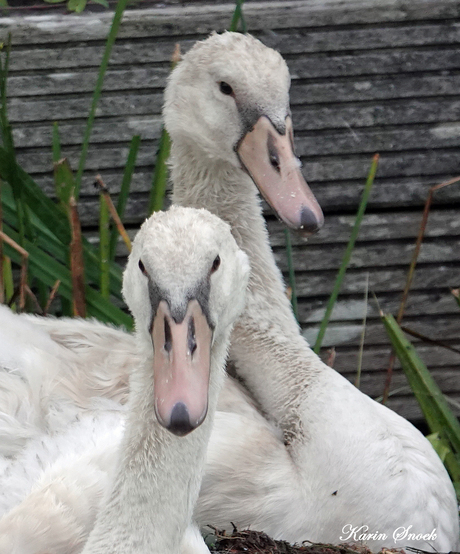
[83,335,228,554]
[171,142,284,291]
[171,142,322,441]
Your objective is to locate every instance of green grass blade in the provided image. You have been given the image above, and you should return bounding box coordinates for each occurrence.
[0,144,70,241]
[229,0,246,32]
[0,176,3,304]
[1,149,125,308]
[313,154,379,354]
[148,46,181,215]
[3,221,132,328]
[381,312,460,490]
[2,255,13,307]
[284,228,298,320]
[109,135,140,260]
[381,312,460,455]
[99,194,110,298]
[67,0,87,12]
[54,158,76,209]
[355,272,370,389]
[52,123,75,213]
[52,121,61,162]
[75,0,129,197]
[148,125,170,214]
[0,151,124,298]
[0,36,33,246]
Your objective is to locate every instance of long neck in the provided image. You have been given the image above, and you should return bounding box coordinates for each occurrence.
[171,142,323,444]
[82,334,227,554]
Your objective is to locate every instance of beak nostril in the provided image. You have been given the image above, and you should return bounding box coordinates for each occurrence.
[267,133,281,174]
[188,317,197,357]
[270,153,280,171]
[164,318,172,353]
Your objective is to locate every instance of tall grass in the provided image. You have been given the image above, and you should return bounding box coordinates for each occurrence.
[313,154,379,354]
[0,2,130,325]
[75,0,130,197]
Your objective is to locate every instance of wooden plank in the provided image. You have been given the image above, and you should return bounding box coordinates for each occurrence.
[28,169,460,223]
[294,125,460,157]
[11,116,162,149]
[78,193,151,226]
[10,111,460,163]
[6,92,164,123]
[331,342,460,372]
[15,142,159,175]
[385,393,460,420]
[13,123,460,171]
[272,236,460,272]
[8,48,460,98]
[7,92,460,130]
[298,290,460,323]
[8,69,460,111]
[264,22,460,54]
[302,151,460,183]
[100,242,459,301]
[309,175,460,210]
[290,73,460,106]
[339,370,460,421]
[7,22,460,72]
[268,210,460,246]
[301,317,460,347]
[2,1,460,45]
[292,265,460,297]
[12,132,460,178]
[79,196,460,243]
[28,170,156,199]
[292,97,460,130]
[7,67,170,98]
[8,41,187,72]
[343,368,460,398]
[31,169,460,212]
[287,48,460,80]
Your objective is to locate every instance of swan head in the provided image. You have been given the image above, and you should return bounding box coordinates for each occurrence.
[164,31,324,234]
[123,206,250,436]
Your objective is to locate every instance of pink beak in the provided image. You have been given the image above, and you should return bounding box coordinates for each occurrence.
[151,299,212,436]
[237,116,324,235]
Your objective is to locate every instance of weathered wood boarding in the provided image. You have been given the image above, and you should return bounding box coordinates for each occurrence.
[1,0,460,421]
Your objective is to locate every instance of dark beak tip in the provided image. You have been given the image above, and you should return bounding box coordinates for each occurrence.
[298,206,324,235]
[167,402,195,437]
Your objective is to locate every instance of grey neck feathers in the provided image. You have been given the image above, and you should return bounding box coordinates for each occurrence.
[171,142,323,444]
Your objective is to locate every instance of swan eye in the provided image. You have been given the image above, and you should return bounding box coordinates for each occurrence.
[219,81,233,96]
[138,259,147,275]
[211,255,221,273]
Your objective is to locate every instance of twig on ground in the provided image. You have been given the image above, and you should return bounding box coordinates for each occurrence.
[69,196,86,318]
[95,174,132,253]
[44,279,61,315]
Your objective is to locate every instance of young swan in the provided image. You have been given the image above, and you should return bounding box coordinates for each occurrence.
[80,206,249,553]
